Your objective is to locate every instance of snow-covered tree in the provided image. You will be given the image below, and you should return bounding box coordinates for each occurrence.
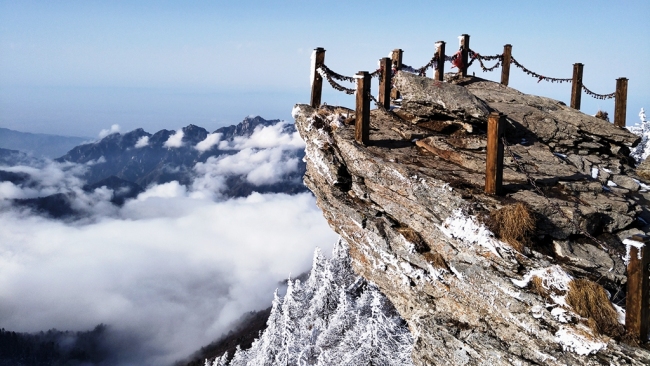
[628,108,649,163]
[212,239,414,366]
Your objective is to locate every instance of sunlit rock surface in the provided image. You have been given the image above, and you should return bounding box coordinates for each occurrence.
[292,72,650,365]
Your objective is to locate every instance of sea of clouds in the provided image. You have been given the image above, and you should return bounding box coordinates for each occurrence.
[0,121,338,365]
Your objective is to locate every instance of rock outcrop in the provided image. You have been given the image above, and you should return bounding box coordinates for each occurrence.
[293,72,650,365]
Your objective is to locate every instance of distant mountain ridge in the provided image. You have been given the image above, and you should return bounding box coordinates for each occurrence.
[56,116,303,194]
[0,128,89,158]
[1,116,307,219]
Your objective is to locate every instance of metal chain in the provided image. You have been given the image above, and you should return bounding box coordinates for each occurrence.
[500,132,608,251]
[318,64,356,83]
[510,56,572,84]
[468,50,502,61]
[582,84,616,100]
[317,67,356,95]
[400,54,438,76]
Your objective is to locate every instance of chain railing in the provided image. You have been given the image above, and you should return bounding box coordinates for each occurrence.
[310,35,629,127]
[317,66,356,95]
[582,84,616,100]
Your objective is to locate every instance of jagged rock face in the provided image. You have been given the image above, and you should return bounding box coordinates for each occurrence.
[292,74,650,365]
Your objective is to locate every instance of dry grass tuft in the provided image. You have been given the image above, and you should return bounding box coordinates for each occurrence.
[566,279,624,337]
[529,276,550,299]
[487,202,536,252]
[594,110,610,122]
[422,251,448,270]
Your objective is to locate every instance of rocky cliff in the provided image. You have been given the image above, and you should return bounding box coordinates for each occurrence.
[292,72,650,365]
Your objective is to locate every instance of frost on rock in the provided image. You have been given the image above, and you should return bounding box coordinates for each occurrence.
[207,239,414,366]
[438,209,507,256]
[511,265,572,293]
[554,327,607,356]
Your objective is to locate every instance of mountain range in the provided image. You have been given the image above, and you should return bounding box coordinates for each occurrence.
[1,116,308,218]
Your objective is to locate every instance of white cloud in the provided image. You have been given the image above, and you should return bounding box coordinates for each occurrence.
[135,136,149,148]
[0,121,333,364]
[195,133,222,152]
[0,119,326,364]
[164,129,184,148]
[0,191,336,365]
[99,124,121,139]
[218,122,305,150]
[192,147,301,197]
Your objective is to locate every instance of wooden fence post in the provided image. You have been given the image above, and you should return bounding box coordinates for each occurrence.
[435,41,446,81]
[355,71,371,145]
[460,34,470,77]
[501,44,512,86]
[570,63,584,110]
[310,47,326,108]
[615,77,629,127]
[625,235,650,341]
[391,49,403,100]
[378,57,392,110]
[485,112,505,195]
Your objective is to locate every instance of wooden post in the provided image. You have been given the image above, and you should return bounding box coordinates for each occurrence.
[625,235,650,341]
[485,112,505,195]
[615,77,629,127]
[460,34,470,77]
[435,41,446,81]
[378,57,392,110]
[501,44,512,86]
[391,49,403,100]
[355,71,371,145]
[570,63,584,110]
[310,48,326,108]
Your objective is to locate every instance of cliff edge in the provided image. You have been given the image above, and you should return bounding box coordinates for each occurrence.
[293,72,650,365]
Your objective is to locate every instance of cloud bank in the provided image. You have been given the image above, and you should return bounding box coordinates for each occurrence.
[0,121,336,365]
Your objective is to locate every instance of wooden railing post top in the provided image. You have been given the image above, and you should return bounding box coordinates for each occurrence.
[504,44,512,47]
[618,77,629,81]
[489,111,505,118]
[574,62,584,66]
[314,47,325,51]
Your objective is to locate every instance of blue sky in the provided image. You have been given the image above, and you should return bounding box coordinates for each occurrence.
[1,0,648,136]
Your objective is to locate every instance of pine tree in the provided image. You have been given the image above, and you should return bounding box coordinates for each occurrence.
[215,239,414,366]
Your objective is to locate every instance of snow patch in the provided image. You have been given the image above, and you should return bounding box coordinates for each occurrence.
[554,327,606,356]
[438,209,505,256]
[511,265,572,294]
[622,238,645,265]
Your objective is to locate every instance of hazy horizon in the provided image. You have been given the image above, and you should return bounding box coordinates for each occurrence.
[1,1,648,138]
